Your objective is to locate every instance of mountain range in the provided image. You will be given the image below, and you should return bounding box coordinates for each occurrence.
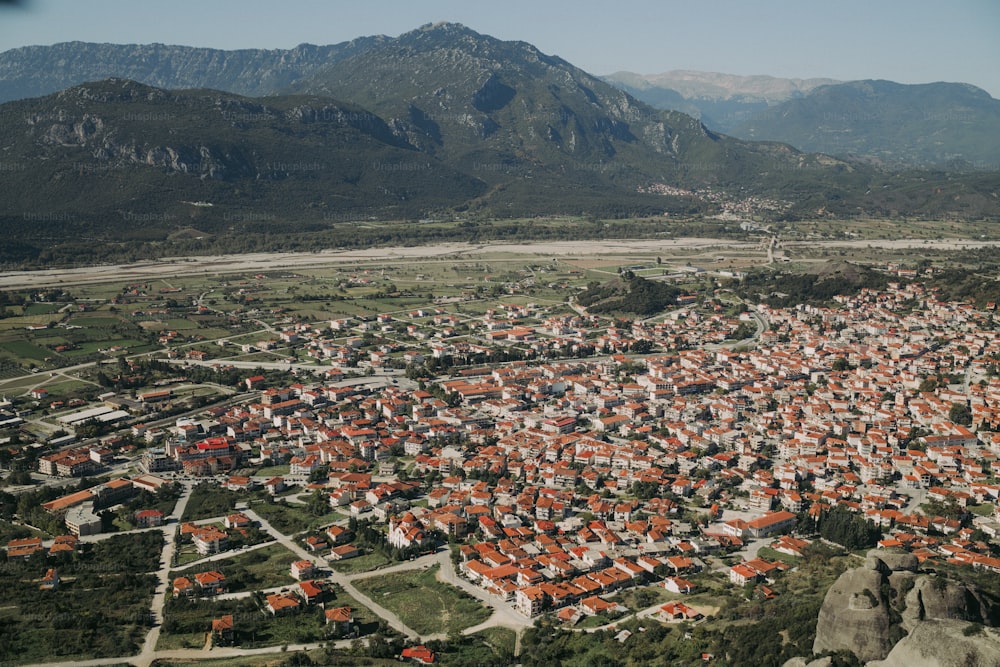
[0,23,998,266]
[603,71,1000,169]
[601,70,840,132]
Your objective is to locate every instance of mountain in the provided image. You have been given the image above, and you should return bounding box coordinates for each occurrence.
[730,80,1000,169]
[281,23,881,213]
[1,24,998,267]
[602,70,839,132]
[0,77,488,259]
[0,39,386,103]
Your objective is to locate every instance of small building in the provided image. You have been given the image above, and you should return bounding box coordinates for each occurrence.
[212,614,234,645]
[290,559,317,580]
[401,645,436,664]
[39,568,60,591]
[325,605,353,635]
[265,592,302,615]
[134,509,164,528]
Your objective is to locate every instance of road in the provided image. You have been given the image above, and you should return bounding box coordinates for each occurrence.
[134,480,195,667]
[240,507,423,641]
[19,483,535,666]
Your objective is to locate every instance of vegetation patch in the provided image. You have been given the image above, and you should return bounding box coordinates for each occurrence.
[352,564,490,635]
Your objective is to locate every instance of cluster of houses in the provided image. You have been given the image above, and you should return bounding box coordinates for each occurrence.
[13,278,1000,631]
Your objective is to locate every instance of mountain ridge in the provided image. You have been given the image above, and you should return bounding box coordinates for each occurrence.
[0,23,999,268]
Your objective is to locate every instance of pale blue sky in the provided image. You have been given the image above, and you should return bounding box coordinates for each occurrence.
[2,0,999,97]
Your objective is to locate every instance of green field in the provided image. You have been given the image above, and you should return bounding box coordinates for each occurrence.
[69,316,123,327]
[22,303,64,315]
[329,551,391,575]
[352,564,490,635]
[249,499,341,535]
[0,339,52,360]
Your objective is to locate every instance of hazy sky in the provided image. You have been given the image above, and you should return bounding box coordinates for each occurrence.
[2,0,999,97]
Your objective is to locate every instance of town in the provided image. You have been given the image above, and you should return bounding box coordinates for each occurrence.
[2,241,1000,666]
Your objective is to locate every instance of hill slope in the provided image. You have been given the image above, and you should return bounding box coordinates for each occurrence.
[0,39,386,103]
[731,80,1000,169]
[0,78,487,257]
[601,70,839,132]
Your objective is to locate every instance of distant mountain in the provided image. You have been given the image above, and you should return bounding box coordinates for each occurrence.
[0,25,998,267]
[602,70,839,132]
[0,39,387,102]
[730,80,1000,169]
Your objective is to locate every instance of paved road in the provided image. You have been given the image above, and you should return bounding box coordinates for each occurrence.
[241,507,423,641]
[21,487,536,666]
[134,480,195,667]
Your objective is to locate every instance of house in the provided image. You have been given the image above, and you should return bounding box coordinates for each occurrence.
[264,476,287,495]
[662,576,696,594]
[515,585,547,617]
[730,563,762,586]
[291,559,317,580]
[401,645,436,664]
[659,601,703,621]
[266,592,302,615]
[173,576,195,598]
[134,509,164,528]
[330,544,360,561]
[325,524,352,544]
[191,526,229,555]
[558,606,583,625]
[48,534,78,557]
[6,536,43,561]
[224,513,252,529]
[193,570,227,596]
[304,535,329,552]
[580,595,623,616]
[39,568,60,591]
[212,614,234,645]
[298,579,326,605]
[325,605,353,635]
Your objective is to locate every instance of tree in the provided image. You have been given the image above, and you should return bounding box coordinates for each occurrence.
[949,402,972,426]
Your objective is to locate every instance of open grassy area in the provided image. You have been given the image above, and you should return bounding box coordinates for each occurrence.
[249,499,341,535]
[253,465,290,478]
[474,626,517,657]
[329,551,391,575]
[172,543,298,592]
[756,546,803,566]
[352,564,490,635]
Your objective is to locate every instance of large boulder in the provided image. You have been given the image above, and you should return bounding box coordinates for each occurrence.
[867,620,1000,667]
[902,577,995,628]
[813,559,895,662]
